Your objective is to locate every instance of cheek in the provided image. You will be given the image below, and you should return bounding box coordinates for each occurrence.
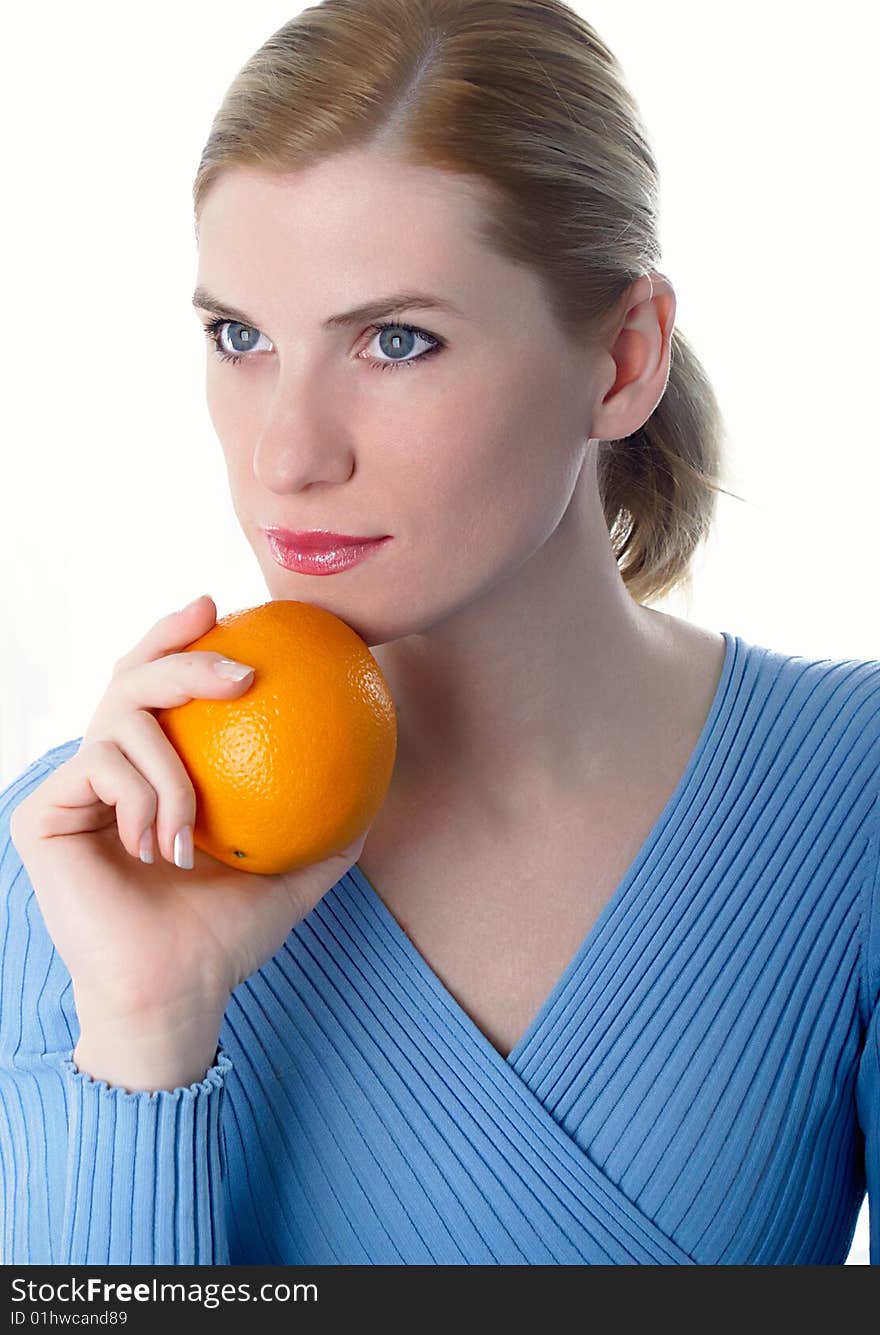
[204,377,261,504]
[397,388,579,584]
[419,356,581,537]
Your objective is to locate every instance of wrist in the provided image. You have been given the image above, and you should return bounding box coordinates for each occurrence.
[71,979,229,1032]
[72,1037,223,1094]
[71,987,228,1094]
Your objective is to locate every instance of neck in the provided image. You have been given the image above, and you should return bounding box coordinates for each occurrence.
[370,465,678,828]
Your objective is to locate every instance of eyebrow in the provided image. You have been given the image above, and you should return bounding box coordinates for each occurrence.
[191,286,463,328]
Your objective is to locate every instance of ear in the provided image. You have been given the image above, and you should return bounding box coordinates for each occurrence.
[590,270,676,443]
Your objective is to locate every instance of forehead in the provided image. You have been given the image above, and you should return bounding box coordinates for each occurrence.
[195,152,551,325]
[199,152,489,274]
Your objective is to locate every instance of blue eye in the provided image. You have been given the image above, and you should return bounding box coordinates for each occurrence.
[200,317,443,372]
[365,322,441,371]
[200,320,269,363]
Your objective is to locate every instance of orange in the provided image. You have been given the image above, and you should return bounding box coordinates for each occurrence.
[155,599,397,875]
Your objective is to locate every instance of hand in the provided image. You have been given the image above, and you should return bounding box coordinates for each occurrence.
[9,595,371,1026]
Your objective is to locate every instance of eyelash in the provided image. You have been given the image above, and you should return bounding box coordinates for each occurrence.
[199,316,443,372]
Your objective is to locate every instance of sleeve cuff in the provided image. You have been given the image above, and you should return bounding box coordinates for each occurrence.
[49,1040,233,1263]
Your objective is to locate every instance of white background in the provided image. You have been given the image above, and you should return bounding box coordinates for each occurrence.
[1,1,876,1261]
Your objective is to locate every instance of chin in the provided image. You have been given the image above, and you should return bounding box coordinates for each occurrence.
[255,575,405,648]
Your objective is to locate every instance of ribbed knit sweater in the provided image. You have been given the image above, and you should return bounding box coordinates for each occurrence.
[1,628,879,1265]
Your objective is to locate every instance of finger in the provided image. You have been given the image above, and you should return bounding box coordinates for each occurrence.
[112,709,201,865]
[84,648,256,751]
[12,741,158,862]
[79,741,160,863]
[112,594,217,676]
[111,650,256,715]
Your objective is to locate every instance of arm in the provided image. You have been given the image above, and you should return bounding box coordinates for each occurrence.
[856,794,880,1266]
[0,744,233,1265]
[857,998,880,1265]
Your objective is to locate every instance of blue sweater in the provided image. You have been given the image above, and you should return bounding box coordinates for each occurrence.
[1,628,879,1265]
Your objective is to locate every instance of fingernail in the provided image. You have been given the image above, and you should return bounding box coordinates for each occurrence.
[181,595,205,613]
[173,824,194,870]
[138,827,155,864]
[213,658,255,681]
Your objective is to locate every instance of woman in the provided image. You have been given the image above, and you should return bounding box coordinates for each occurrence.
[2,0,878,1265]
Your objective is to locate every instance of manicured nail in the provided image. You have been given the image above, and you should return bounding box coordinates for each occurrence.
[213,658,255,681]
[173,825,194,870]
[138,827,155,864]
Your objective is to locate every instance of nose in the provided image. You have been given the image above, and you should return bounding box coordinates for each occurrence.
[252,371,356,493]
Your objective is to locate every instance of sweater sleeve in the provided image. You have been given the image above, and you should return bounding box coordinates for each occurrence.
[856,794,880,1265]
[0,740,233,1265]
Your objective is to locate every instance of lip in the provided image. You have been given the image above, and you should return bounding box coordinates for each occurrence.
[261,528,389,550]
[262,529,392,576]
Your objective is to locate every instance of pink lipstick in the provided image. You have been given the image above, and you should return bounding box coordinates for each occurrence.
[261,528,392,576]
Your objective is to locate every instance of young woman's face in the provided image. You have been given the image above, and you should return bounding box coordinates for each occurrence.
[194,151,609,647]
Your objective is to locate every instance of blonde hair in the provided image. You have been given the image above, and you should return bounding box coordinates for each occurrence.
[193,0,741,606]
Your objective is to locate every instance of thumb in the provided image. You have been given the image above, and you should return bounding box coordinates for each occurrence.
[334,829,369,862]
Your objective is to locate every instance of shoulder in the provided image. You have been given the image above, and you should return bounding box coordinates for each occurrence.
[728,636,880,1016]
[746,637,880,838]
[0,737,84,1061]
[717,633,880,824]
[756,642,880,1014]
[733,633,880,767]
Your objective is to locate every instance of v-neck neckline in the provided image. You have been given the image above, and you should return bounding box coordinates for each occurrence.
[348,628,741,1071]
